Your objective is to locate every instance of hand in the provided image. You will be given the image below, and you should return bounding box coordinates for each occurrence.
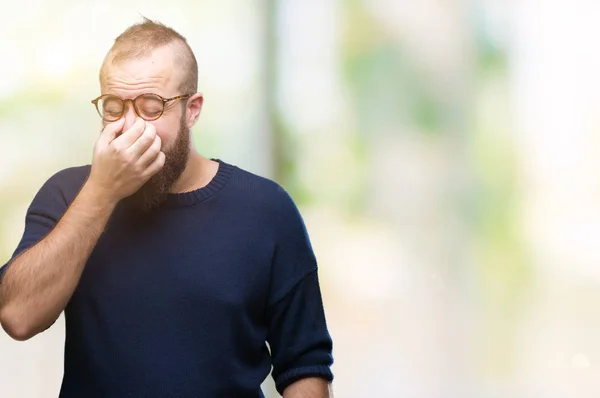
[87,117,165,204]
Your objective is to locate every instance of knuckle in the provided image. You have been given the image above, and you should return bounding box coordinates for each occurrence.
[145,130,157,144]
[139,134,153,147]
[144,148,159,162]
[134,163,145,175]
[128,123,143,135]
[123,152,136,165]
[112,144,124,156]
[109,141,121,151]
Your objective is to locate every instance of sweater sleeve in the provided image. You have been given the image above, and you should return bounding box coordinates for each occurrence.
[266,187,334,395]
[0,169,78,283]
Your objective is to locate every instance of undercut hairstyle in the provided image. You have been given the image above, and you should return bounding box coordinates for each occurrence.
[100,17,198,94]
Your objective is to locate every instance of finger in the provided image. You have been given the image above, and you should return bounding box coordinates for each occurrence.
[142,151,166,180]
[112,118,146,149]
[137,134,162,168]
[127,122,157,158]
[97,118,125,147]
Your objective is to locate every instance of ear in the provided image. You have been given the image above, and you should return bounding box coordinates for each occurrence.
[186,93,204,129]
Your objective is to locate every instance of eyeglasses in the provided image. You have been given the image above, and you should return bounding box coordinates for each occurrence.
[91,93,193,122]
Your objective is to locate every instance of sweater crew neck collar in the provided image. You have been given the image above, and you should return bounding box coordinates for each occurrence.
[163,159,233,207]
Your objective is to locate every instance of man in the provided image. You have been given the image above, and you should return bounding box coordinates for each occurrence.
[0,18,334,397]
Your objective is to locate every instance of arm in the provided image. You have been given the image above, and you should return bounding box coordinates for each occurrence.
[0,117,164,341]
[266,187,334,395]
[283,377,333,398]
[0,183,116,340]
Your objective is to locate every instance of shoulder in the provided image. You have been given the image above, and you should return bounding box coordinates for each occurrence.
[47,164,91,183]
[35,165,91,205]
[43,164,91,191]
[227,163,299,217]
[223,163,311,241]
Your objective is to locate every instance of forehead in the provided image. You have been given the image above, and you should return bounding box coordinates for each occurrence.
[101,45,182,97]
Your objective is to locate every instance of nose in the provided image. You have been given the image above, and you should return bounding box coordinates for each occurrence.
[121,102,138,132]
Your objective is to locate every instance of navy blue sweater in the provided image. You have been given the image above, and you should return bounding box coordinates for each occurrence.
[0,160,333,397]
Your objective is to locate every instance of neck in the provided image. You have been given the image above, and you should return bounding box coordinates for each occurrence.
[170,150,218,194]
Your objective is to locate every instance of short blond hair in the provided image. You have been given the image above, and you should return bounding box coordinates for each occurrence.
[100,17,198,94]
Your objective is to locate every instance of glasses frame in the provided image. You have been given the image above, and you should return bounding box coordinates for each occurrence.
[91,93,193,122]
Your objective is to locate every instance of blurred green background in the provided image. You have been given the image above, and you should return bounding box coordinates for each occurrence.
[3,0,600,397]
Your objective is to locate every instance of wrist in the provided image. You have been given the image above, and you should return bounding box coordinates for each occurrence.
[80,180,120,210]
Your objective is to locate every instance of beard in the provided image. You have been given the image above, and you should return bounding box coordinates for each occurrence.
[122,114,190,214]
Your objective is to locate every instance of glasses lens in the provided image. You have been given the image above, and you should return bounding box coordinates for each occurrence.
[98,96,123,121]
[135,95,164,121]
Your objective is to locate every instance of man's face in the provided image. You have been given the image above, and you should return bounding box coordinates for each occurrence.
[101,45,191,213]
